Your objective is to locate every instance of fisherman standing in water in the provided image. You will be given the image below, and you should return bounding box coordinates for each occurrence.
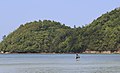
[76,53,80,59]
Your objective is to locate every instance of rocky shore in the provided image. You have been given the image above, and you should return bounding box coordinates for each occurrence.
[0,50,120,54]
[83,51,120,54]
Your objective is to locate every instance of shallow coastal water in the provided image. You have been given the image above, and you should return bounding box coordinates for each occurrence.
[0,54,120,73]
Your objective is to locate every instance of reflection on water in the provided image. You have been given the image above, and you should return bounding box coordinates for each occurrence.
[0,54,120,73]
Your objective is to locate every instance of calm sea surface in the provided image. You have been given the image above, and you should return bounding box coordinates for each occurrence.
[0,54,120,73]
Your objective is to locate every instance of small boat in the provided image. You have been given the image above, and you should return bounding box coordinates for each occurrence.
[76,54,80,59]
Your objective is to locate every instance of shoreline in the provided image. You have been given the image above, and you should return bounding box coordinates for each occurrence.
[0,52,120,54]
[0,50,120,54]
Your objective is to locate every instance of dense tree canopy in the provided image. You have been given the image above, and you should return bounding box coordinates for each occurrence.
[0,8,120,53]
[82,8,120,52]
[0,20,83,53]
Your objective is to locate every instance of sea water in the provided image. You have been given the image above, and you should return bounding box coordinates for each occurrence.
[0,54,120,73]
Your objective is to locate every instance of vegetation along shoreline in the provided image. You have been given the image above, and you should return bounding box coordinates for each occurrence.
[0,51,120,54]
[0,8,120,54]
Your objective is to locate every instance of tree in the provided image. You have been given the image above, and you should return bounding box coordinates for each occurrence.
[2,35,6,40]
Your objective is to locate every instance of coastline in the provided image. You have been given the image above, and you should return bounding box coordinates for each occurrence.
[0,51,120,54]
[83,51,120,54]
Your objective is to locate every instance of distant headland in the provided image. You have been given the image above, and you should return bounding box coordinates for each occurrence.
[0,8,120,54]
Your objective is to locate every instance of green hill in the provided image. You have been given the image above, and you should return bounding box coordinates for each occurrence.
[0,20,83,53]
[0,8,120,53]
[81,8,120,52]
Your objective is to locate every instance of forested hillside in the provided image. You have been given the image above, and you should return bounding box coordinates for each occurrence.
[81,8,120,52]
[0,20,83,53]
[0,8,120,53]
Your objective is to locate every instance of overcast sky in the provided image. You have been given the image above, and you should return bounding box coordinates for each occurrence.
[0,0,120,41]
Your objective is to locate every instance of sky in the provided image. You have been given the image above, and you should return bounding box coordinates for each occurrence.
[0,0,120,41]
